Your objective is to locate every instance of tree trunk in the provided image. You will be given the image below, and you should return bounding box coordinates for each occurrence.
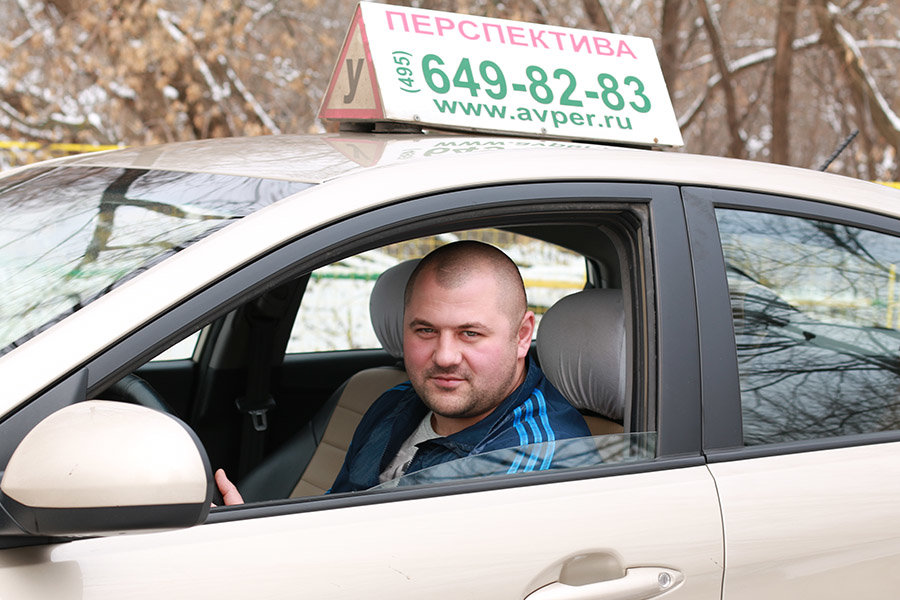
[659,0,682,91]
[698,0,744,158]
[771,0,798,165]
[582,0,618,34]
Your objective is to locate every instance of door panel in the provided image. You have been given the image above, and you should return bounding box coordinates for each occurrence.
[685,186,900,596]
[710,442,900,599]
[1,468,723,599]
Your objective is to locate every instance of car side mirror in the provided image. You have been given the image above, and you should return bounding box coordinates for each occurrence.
[0,400,212,537]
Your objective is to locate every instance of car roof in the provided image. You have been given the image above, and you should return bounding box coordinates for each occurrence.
[56,132,900,217]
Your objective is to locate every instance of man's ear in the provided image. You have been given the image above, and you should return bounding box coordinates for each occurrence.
[516,311,536,358]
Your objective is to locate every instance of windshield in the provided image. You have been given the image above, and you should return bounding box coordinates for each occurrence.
[0,166,312,355]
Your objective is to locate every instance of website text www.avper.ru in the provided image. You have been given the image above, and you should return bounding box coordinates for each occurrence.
[432,99,634,131]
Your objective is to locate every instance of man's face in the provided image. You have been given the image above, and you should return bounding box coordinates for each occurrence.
[403,267,533,429]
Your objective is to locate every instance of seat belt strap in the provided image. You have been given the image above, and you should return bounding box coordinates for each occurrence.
[236,303,280,478]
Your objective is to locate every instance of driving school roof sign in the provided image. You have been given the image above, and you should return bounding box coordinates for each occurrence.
[319,2,683,147]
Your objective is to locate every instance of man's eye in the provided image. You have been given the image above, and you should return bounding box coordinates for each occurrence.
[462,331,480,338]
[417,327,435,335]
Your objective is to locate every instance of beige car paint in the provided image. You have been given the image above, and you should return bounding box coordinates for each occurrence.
[709,441,900,599]
[1,133,899,598]
[1,467,723,599]
[1,401,207,509]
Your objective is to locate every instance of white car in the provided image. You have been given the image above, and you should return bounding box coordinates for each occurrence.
[2,4,900,599]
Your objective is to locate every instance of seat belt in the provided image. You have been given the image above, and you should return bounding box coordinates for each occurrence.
[235,296,282,479]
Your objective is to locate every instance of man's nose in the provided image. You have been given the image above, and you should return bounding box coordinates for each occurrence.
[433,332,462,367]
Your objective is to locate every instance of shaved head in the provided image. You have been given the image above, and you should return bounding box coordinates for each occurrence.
[405,241,527,325]
[402,240,536,434]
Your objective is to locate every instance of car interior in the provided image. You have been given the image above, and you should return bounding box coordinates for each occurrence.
[101,219,655,503]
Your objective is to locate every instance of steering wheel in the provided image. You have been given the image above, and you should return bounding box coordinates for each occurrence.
[105,373,174,414]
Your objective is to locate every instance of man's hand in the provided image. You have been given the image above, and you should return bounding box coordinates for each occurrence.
[214,468,245,506]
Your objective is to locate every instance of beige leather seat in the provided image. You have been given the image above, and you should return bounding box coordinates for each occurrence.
[536,289,626,435]
[289,366,409,496]
[238,260,419,501]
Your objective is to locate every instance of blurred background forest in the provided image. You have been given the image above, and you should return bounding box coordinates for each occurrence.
[1,0,898,180]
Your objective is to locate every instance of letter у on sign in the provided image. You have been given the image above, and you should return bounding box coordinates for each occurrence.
[319,2,683,148]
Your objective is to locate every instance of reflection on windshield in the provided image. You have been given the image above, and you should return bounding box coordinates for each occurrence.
[0,166,311,355]
[718,209,900,445]
[374,433,656,490]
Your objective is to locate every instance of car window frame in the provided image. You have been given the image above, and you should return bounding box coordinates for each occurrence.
[683,185,900,462]
[1,181,703,525]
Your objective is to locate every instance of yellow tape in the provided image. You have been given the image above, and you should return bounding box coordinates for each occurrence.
[523,277,586,289]
[875,181,900,190]
[0,140,122,152]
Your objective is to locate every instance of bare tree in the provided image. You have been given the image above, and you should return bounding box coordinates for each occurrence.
[0,0,357,150]
[812,0,900,179]
[1,0,898,181]
[697,0,745,158]
[658,0,684,91]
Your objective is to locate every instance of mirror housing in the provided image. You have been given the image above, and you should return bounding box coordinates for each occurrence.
[0,400,212,537]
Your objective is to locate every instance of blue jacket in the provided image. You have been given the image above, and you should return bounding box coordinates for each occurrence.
[330,358,591,493]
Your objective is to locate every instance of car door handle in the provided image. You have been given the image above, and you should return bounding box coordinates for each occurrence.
[524,567,684,600]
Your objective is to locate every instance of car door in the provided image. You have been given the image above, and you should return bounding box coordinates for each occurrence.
[0,181,724,599]
[684,186,900,599]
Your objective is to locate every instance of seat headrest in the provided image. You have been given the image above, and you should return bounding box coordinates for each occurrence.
[536,289,626,421]
[369,259,420,358]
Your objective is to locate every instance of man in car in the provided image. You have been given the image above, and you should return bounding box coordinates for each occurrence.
[215,241,590,501]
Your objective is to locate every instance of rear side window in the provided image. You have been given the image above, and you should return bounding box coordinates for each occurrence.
[717,209,900,445]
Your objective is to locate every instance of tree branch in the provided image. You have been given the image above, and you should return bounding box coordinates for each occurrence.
[582,0,619,34]
[679,34,821,132]
[698,0,743,157]
[812,0,900,155]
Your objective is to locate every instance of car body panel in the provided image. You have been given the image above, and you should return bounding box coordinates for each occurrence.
[0,468,723,600]
[709,442,900,599]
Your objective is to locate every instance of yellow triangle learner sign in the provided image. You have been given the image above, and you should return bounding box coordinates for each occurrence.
[319,2,683,147]
[319,7,383,120]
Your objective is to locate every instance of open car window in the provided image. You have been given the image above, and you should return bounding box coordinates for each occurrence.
[263,215,651,498]
[72,191,659,507]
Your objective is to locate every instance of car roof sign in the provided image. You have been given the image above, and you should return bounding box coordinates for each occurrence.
[319,7,384,121]
[319,2,684,148]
